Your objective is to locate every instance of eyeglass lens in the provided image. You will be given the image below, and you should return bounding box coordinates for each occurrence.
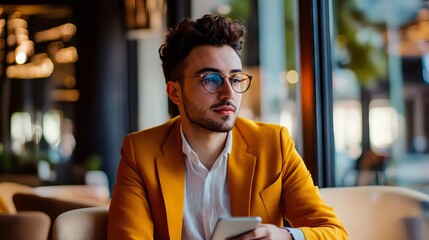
[202,72,250,93]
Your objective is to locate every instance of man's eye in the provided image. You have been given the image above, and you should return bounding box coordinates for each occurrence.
[205,77,219,83]
[231,77,241,83]
[204,74,222,84]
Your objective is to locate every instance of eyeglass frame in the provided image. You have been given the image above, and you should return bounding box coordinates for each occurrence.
[174,72,253,94]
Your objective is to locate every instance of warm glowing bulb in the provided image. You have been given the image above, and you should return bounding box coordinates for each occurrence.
[286,70,299,84]
[15,51,27,64]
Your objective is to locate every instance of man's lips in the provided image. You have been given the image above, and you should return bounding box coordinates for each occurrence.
[213,106,235,114]
[211,101,237,114]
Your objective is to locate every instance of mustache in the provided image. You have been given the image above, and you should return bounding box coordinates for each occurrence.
[210,100,237,110]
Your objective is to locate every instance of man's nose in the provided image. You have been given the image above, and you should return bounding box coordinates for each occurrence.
[217,78,235,99]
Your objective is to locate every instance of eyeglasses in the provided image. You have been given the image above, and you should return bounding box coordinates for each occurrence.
[191,72,252,93]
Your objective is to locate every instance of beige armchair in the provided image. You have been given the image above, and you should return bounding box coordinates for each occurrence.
[0,211,51,240]
[319,185,429,240]
[0,181,111,239]
[53,206,109,240]
[13,193,97,240]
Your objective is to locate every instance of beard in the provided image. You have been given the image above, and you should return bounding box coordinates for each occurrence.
[181,92,238,132]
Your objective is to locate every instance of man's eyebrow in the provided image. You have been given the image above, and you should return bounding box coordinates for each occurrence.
[195,67,243,74]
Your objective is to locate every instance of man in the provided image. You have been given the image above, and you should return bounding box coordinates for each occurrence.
[108,14,347,240]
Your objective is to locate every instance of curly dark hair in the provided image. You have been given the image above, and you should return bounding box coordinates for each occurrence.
[159,14,246,82]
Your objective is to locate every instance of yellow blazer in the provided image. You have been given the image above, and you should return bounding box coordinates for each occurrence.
[108,117,347,239]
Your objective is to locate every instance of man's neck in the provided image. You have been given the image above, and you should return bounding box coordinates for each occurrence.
[182,123,228,170]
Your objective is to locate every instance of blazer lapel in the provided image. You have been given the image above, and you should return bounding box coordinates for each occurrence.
[156,121,185,239]
[228,128,257,217]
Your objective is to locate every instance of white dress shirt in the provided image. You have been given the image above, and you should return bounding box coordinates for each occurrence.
[179,126,304,240]
[180,126,232,240]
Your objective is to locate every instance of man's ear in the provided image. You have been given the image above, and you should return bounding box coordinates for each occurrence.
[166,81,182,105]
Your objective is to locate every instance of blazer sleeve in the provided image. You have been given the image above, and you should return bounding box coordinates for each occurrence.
[108,135,154,240]
[279,127,348,239]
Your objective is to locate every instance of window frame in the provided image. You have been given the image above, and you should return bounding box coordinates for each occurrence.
[298,0,335,187]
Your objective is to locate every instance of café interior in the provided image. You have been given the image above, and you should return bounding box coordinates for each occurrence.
[0,0,429,239]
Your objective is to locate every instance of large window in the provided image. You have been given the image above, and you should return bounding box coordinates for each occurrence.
[331,0,429,194]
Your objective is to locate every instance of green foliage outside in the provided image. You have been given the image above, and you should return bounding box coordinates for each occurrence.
[336,0,388,87]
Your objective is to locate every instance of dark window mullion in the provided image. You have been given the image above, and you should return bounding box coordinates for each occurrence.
[318,0,335,187]
[298,0,335,187]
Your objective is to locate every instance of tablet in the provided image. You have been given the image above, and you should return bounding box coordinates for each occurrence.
[210,216,262,240]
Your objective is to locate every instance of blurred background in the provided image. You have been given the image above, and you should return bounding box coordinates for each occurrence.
[0,0,428,195]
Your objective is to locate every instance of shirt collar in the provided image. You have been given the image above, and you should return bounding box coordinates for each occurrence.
[180,124,232,163]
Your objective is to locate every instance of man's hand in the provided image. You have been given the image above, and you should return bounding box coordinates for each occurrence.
[228,224,293,240]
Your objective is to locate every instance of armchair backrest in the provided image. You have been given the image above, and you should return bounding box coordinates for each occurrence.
[319,186,429,240]
[0,211,51,240]
[13,193,94,240]
[53,206,109,240]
